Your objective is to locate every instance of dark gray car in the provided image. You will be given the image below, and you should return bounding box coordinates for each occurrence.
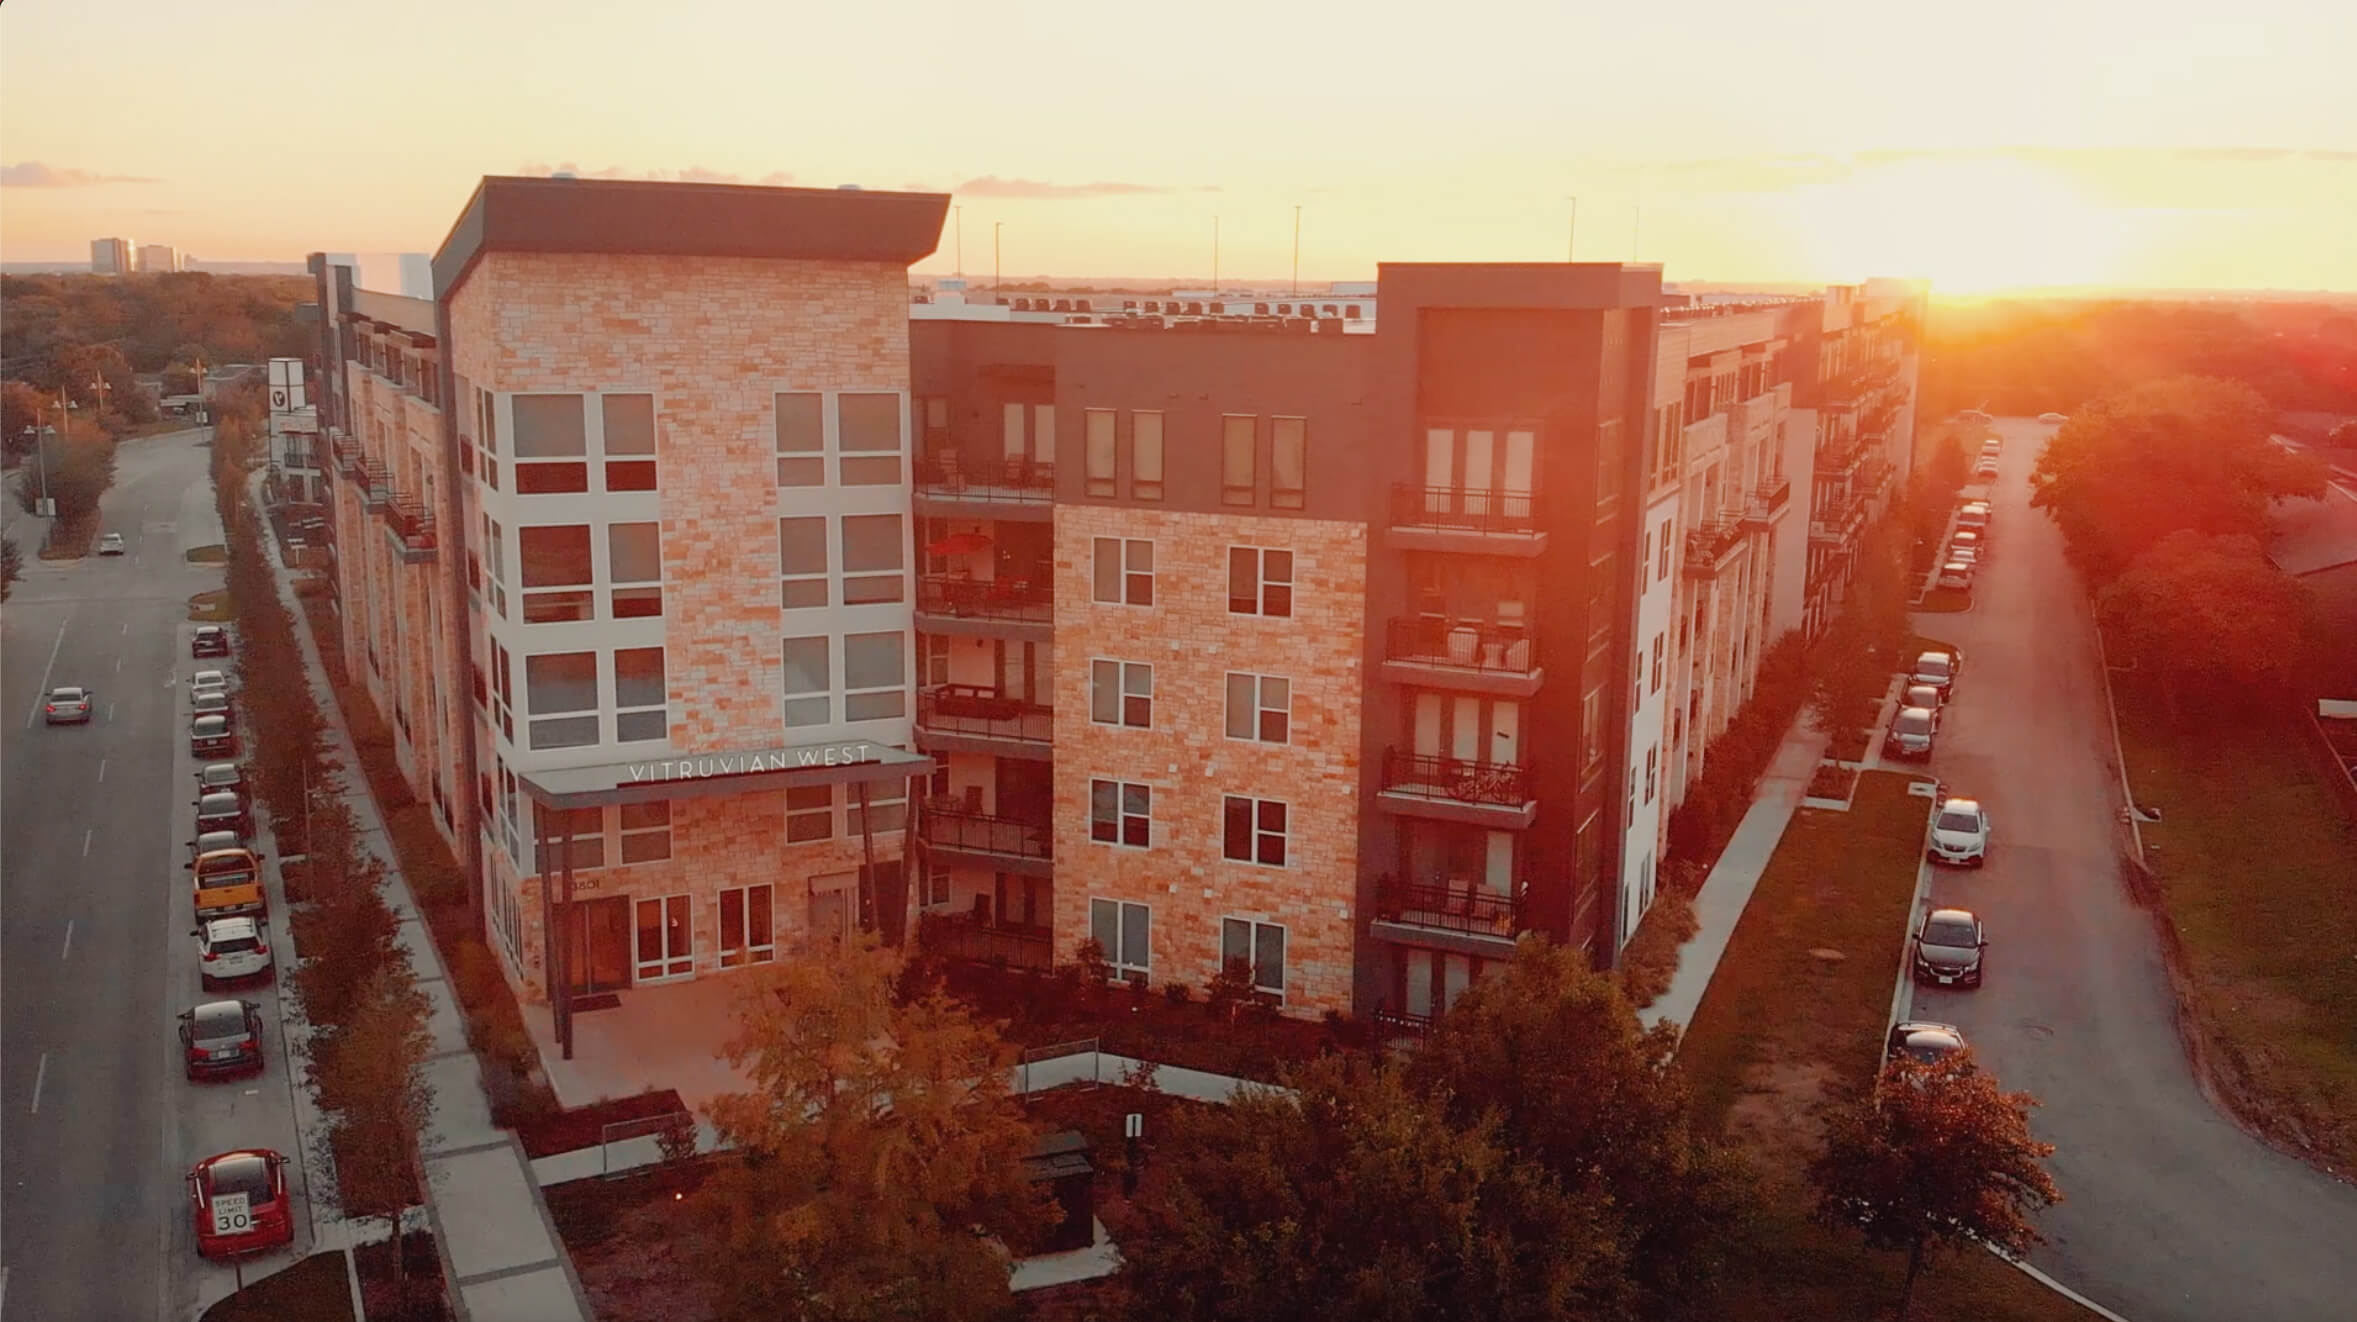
[1912,908,1985,988]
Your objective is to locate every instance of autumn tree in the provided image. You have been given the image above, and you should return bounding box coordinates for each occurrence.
[1812,1052,2061,1322]
[312,961,437,1302]
[2031,375,2327,581]
[1,535,19,602]
[2098,530,2315,720]
[1,381,48,463]
[691,936,1056,1322]
[1409,938,1751,1312]
[9,418,116,524]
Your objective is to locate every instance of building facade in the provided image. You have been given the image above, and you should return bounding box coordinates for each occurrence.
[90,237,134,275]
[139,243,184,273]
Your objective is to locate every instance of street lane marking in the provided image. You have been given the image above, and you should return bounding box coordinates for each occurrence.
[62,919,74,959]
[25,612,71,729]
[96,758,106,783]
[114,655,122,673]
[28,1053,47,1114]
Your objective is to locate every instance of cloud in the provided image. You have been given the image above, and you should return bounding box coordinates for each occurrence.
[2303,149,2357,163]
[1,161,160,187]
[954,175,1178,199]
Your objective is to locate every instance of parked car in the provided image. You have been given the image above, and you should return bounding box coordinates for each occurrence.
[1957,503,1990,534]
[1938,560,1974,590]
[1888,706,1940,760]
[194,791,252,839]
[191,669,231,693]
[1981,436,2002,456]
[179,1000,265,1080]
[1952,528,1984,559]
[193,916,273,989]
[43,686,94,725]
[191,714,236,757]
[1903,682,1945,714]
[1912,908,1987,988]
[192,626,231,659]
[191,687,233,719]
[1885,1020,1969,1065]
[1975,456,2000,479]
[186,1150,294,1258]
[1929,796,1991,866]
[1911,649,1962,694]
[195,762,245,794]
[191,847,267,922]
[2039,412,2068,423]
[97,532,127,556]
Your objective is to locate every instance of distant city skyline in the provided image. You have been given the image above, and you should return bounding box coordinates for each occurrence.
[4,0,2353,294]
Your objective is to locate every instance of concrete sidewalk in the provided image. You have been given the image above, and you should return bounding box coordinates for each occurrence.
[252,473,593,1322]
[1646,710,1831,1033]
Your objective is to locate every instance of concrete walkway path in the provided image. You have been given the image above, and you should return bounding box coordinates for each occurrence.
[1645,710,1830,1033]
[253,473,593,1322]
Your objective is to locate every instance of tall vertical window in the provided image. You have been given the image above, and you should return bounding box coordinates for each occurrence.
[602,393,657,491]
[1090,899,1151,976]
[1643,748,1657,804]
[485,518,508,617]
[1650,634,1665,694]
[620,801,672,862]
[518,525,593,623]
[842,631,907,721]
[1271,416,1306,510]
[1595,418,1623,505]
[524,652,598,749]
[614,647,666,742]
[1090,780,1151,848]
[1222,796,1289,866]
[1220,918,1287,996]
[837,393,903,485]
[1221,414,1256,505]
[1582,687,1605,768]
[512,394,588,494]
[776,392,824,486]
[1227,547,1293,617]
[1130,410,1164,501]
[1084,409,1117,497]
[1090,660,1153,729]
[719,884,776,967]
[608,522,662,618]
[841,514,906,605]
[1091,537,1153,606]
[782,637,830,728]
[779,517,828,609]
[1224,673,1290,743]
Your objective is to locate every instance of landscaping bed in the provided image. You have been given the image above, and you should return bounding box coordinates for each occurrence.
[198,1250,356,1322]
[187,542,229,563]
[518,1089,690,1159]
[1613,888,1699,1009]
[187,589,233,621]
[38,511,96,559]
[352,1230,450,1322]
[1805,762,1859,802]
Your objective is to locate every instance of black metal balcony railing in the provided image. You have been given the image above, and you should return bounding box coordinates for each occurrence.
[916,453,1056,502]
[1375,875,1524,938]
[1685,517,1742,569]
[916,685,1054,744]
[916,574,1054,623]
[332,436,367,484]
[1390,483,1540,537]
[385,497,436,554]
[360,460,393,510]
[916,912,1055,971]
[1385,617,1538,675]
[1380,747,1532,807]
[1372,1004,1436,1036]
[921,804,1053,860]
[1756,475,1792,514]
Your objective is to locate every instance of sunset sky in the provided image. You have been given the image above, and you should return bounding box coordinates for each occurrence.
[4,0,2353,293]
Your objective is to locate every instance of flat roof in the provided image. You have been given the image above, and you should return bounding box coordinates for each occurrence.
[518,740,933,810]
[434,175,951,301]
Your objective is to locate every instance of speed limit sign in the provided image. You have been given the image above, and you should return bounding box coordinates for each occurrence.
[211,1191,252,1236]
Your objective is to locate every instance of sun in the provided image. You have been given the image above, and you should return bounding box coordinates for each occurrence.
[1796,155,2125,295]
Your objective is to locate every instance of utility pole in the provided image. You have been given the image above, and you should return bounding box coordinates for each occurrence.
[1290,205,1302,298]
[89,374,110,420]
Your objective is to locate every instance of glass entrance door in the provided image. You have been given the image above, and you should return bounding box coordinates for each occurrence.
[567,897,632,995]
[633,894,694,982]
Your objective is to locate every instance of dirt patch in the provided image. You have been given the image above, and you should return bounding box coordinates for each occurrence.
[351,1229,450,1322]
[186,543,229,563]
[518,1089,689,1159]
[188,589,233,621]
[548,1161,721,1322]
[1722,1059,1841,1185]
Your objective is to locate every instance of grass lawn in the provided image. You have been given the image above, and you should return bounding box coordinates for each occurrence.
[198,1249,355,1322]
[188,589,233,621]
[187,543,229,563]
[2116,698,2357,1174]
[1677,771,2093,1322]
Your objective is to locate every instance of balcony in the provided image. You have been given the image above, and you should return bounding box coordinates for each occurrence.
[915,685,1055,761]
[384,496,436,563]
[1377,747,1537,829]
[914,573,1054,644]
[1369,875,1526,956]
[1682,516,1746,579]
[1379,616,1544,698]
[913,453,1056,523]
[1741,476,1792,531]
[1385,484,1547,557]
[332,436,367,486]
[917,803,1053,878]
[916,911,1054,972]
[359,460,393,512]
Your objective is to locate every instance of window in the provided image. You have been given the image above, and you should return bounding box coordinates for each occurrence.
[1657,519,1673,580]
[1582,687,1605,769]
[775,392,824,486]
[847,777,908,835]
[525,652,598,749]
[484,518,508,617]
[1271,416,1306,509]
[1090,660,1153,728]
[1221,414,1256,505]
[922,633,950,687]
[1224,673,1290,743]
[1222,796,1288,866]
[602,394,657,491]
[614,647,666,742]
[838,393,903,485]
[841,514,905,605]
[1220,918,1287,996]
[1227,546,1293,617]
[1644,748,1657,804]
[534,804,605,871]
[1090,779,1151,848]
[785,785,834,842]
[782,637,829,728]
[843,631,907,721]
[719,884,776,967]
[512,394,588,494]
[1091,537,1153,607]
[1650,634,1664,694]
[1090,898,1151,975]
[620,801,672,863]
[1084,409,1117,497]
[1596,418,1623,505]
[609,523,662,618]
[518,525,593,623]
[1130,411,1164,500]
[779,517,828,609]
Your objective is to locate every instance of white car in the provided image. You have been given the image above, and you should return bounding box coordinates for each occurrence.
[1938,560,1974,590]
[194,917,273,989]
[1974,457,2000,479]
[1912,648,1962,694]
[1929,797,1991,867]
[191,670,230,696]
[2038,412,2068,423]
[97,533,127,556]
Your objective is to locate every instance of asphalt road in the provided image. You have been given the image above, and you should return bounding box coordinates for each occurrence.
[3,430,310,1321]
[1903,416,2357,1322]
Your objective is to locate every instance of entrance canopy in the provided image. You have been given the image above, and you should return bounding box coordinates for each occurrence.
[520,740,934,811]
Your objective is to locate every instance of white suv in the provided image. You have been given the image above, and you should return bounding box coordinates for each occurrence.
[195,917,273,990]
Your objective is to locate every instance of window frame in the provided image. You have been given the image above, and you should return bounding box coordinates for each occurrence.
[781,636,831,729]
[612,646,667,744]
[1084,408,1117,498]
[1220,414,1257,505]
[1091,537,1154,607]
[842,630,909,723]
[718,882,777,968]
[775,391,825,487]
[785,784,835,843]
[1223,672,1291,744]
[607,521,663,619]
[523,651,599,750]
[1089,658,1154,729]
[778,515,830,611]
[510,393,590,495]
[600,392,658,492]
[1130,410,1164,500]
[1089,778,1152,849]
[839,513,907,606]
[1219,916,1287,997]
[1089,897,1151,975]
[1227,545,1294,618]
[517,523,595,624]
[1270,415,1306,510]
[618,800,672,863]
[1221,794,1290,868]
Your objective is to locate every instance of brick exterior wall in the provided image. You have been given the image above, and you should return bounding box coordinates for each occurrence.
[1050,506,1367,1014]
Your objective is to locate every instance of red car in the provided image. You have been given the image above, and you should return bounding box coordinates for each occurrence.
[187,1149,294,1258]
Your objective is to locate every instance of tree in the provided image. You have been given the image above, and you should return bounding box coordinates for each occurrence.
[1,535,19,602]
[1812,1053,2061,1321]
[1116,1054,1629,1322]
[2030,376,2328,581]
[691,936,1056,1322]
[313,961,436,1303]
[9,419,116,523]
[1,381,48,463]
[1409,939,1751,1312]
[2098,530,2315,721]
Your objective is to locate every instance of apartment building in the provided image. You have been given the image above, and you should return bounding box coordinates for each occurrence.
[90,237,135,275]
[139,243,184,273]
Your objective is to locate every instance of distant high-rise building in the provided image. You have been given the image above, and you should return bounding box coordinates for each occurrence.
[318,251,434,300]
[90,237,135,275]
[137,243,183,273]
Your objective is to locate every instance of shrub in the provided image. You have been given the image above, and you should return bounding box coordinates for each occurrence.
[1205,958,1257,1023]
[654,1111,700,1165]
[1162,981,1194,1005]
[1614,892,1701,1010]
